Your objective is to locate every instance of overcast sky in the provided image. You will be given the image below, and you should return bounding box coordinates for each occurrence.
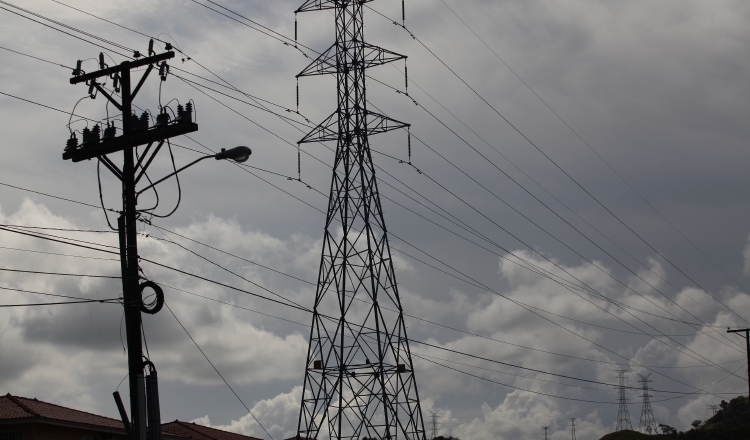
[1,1,750,439]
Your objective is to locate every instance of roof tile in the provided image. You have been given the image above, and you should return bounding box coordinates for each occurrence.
[162,421,264,440]
[0,393,123,430]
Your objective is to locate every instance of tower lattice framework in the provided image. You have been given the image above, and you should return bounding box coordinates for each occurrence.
[294,2,426,440]
[615,370,633,431]
[638,374,657,434]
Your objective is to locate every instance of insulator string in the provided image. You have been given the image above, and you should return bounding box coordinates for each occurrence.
[297,143,301,180]
[296,77,299,113]
[404,59,408,94]
[408,129,412,162]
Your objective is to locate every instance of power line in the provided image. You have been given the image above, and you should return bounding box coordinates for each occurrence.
[1,224,116,233]
[0,267,119,279]
[362,28,747,355]
[162,301,275,440]
[400,132,746,357]
[373,92,735,349]
[0,245,119,261]
[4,72,740,382]
[0,285,119,302]
[0,91,100,124]
[0,299,119,307]
[387,241,745,390]
[147,222,315,286]
[149,224,309,311]
[415,354,620,405]
[0,225,120,250]
[2,209,741,400]
[143,221,743,371]
[46,0,747,348]
[0,44,72,69]
[166,88,744,378]
[0,3,131,58]
[436,0,750,302]
[187,82,724,345]
[1,11,740,392]
[3,8,628,323]
[367,5,749,326]
[160,283,307,327]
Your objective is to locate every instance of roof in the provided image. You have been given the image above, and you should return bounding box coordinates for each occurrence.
[162,420,264,440]
[0,393,124,430]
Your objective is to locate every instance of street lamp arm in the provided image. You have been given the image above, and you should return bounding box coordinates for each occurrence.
[136,146,251,197]
[136,154,213,196]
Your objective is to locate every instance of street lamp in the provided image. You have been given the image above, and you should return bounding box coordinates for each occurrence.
[216,146,252,162]
[136,147,252,196]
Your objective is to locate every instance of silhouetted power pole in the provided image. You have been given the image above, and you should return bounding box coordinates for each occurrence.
[727,328,750,398]
[293,1,425,440]
[638,374,657,434]
[64,42,250,440]
[615,370,633,431]
[64,47,191,440]
[570,418,577,440]
[706,404,719,418]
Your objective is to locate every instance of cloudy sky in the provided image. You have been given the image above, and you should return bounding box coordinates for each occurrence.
[1,1,750,439]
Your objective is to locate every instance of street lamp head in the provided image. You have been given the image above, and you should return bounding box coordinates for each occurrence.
[215,146,252,163]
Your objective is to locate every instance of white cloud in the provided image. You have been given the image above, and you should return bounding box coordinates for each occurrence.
[215,386,303,440]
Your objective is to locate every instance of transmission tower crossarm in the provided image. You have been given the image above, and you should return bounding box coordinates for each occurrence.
[296,0,375,13]
[298,110,339,144]
[366,110,410,135]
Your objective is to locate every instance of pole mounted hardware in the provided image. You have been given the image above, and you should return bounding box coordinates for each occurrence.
[294,2,426,440]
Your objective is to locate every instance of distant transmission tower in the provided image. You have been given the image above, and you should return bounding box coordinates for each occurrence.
[570,418,577,440]
[615,370,633,431]
[541,426,550,440]
[429,411,439,440]
[638,374,657,434]
[706,405,719,417]
[293,2,425,440]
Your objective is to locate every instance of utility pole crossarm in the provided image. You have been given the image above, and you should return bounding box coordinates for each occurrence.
[296,0,376,13]
[63,122,197,162]
[70,51,174,84]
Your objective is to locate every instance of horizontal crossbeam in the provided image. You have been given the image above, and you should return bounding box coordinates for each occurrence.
[63,122,197,162]
[70,51,174,84]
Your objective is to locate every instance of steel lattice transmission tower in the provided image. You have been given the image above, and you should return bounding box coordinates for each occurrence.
[429,411,438,440]
[615,370,633,431]
[294,2,426,440]
[638,374,657,434]
[570,418,577,440]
